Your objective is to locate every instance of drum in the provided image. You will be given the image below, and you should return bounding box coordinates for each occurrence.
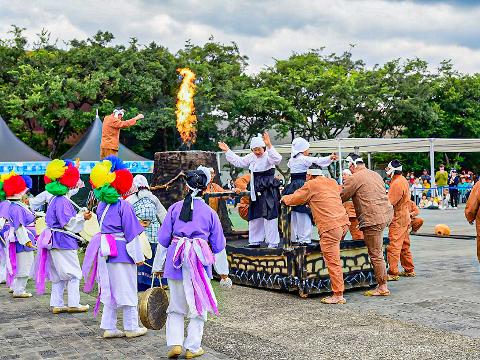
[139,232,152,259]
[139,282,169,330]
[79,217,100,242]
[35,217,47,234]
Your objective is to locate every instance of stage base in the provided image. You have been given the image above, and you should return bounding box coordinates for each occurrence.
[224,232,388,297]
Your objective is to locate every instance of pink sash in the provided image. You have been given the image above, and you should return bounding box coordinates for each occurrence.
[172,237,218,316]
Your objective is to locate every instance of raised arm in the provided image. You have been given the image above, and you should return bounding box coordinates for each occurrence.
[109,114,141,129]
[304,155,333,168]
[225,150,252,169]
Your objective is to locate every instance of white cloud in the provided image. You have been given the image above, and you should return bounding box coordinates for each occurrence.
[1,0,480,73]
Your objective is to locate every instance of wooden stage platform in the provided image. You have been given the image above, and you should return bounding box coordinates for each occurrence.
[224,231,388,297]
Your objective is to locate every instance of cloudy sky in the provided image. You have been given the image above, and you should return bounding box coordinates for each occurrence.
[1,0,479,73]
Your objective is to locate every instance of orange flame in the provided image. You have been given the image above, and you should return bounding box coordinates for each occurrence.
[176,68,197,144]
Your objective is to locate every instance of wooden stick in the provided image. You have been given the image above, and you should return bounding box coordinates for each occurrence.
[150,171,186,191]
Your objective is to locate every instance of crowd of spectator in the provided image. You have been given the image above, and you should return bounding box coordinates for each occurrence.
[385,165,476,210]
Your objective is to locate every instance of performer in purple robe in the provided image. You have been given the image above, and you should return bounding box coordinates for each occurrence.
[3,173,36,298]
[0,175,11,284]
[152,166,231,359]
[82,156,148,339]
[34,159,91,313]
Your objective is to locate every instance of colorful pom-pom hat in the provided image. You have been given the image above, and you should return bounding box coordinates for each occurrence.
[2,172,32,200]
[90,156,133,204]
[44,159,81,196]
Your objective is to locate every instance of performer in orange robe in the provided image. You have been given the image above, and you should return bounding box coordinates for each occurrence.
[465,181,480,262]
[386,160,414,279]
[282,169,349,304]
[100,108,143,158]
[408,200,424,233]
[203,168,229,213]
[341,170,364,240]
[234,173,251,221]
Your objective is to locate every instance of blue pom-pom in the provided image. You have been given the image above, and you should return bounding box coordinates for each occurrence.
[21,175,33,189]
[103,156,127,171]
[64,159,74,167]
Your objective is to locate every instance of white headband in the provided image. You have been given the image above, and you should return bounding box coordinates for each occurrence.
[345,156,363,167]
[113,109,125,117]
[386,161,402,175]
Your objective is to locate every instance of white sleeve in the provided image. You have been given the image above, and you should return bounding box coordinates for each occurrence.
[152,244,169,272]
[308,156,332,168]
[126,235,145,264]
[225,150,252,168]
[30,191,48,211]
[213,249,229,275]
[153,196,168,223]
[15,225,30,245]
[266,146,282,166]
[64,213,85,233]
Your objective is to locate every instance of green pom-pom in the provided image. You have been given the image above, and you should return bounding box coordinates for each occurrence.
[94,185,120,204]
[45,181,69,196]
[0,182,5,201]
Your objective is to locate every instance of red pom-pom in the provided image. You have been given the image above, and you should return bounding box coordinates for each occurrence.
[44,175,52,185]
[4,175,27,197]
[59,164,80,189]
[111,169,133,195]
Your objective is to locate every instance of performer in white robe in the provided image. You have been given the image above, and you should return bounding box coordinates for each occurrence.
[152,167,231,359]
[218,132,282,248]
[283,137,337,244]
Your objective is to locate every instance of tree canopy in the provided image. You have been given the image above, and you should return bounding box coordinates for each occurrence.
[1,26,479,171]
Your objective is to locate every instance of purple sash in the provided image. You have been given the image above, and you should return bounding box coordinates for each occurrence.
[33,228,53,294]
[172,237,218,316]
[5,229,16,287]
[82,233,117,317]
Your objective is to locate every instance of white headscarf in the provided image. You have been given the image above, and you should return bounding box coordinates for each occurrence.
[291,137,310,157]
[250,134,266,150]
[113,108,125,118]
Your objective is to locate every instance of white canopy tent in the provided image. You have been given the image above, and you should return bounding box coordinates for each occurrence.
[226,138,480,186]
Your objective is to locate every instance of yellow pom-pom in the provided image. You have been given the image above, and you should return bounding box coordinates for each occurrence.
[45,159,67,180]
[0,171,16,182]
[90,160,116,188]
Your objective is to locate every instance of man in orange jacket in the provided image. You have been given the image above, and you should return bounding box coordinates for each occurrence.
[465,181,480,262]
[100,108,143,158]
[282,169,349,304]
[341,169,364,240]
[386,160,414,280]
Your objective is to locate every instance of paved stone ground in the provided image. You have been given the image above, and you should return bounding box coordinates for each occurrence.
[1,205,479,359]
[0,284,229,360]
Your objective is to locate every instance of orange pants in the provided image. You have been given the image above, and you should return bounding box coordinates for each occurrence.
[411,217,424,233]
[320,225,348,295]
[362,223,388,286]
[387,224,414,275]
[349,217,364,240]
[100,147,118,159]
